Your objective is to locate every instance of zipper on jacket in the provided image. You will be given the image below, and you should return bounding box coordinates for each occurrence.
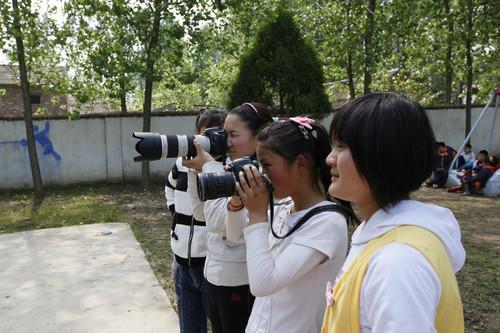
[187,217,195,266]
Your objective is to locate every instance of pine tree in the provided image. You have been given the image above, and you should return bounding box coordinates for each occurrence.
[227,10,331,116]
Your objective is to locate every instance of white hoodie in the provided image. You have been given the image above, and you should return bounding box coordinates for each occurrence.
[334,200,465,333]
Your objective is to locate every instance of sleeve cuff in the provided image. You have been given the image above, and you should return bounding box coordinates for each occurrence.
[202,160,224,173]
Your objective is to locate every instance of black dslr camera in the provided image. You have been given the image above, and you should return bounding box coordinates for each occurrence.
[197,157,269,201]
[133,127,227,161]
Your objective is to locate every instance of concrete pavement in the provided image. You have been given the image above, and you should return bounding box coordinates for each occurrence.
[0,223,180,333]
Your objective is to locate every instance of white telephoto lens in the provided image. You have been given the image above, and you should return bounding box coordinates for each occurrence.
[160,135,168,158]
[195,135,211,153]
[177,135,189,156]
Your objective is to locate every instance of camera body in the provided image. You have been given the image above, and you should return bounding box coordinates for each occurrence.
[197,157,264,201]
[133,127,227,161]
[203,127,227,158]
[228,157,261,180]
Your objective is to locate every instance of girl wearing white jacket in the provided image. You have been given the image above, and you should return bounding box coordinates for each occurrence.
[183,102,273,333]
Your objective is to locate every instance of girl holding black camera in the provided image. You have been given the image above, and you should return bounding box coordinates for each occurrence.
[184,102,272,333]
[166,108,226,333]
[235,117,355,333]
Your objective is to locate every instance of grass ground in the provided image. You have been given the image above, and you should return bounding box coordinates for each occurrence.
[0,183,498,332]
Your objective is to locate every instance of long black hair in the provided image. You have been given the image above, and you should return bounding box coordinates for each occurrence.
[330,93,436,210]
[257,118,330,194]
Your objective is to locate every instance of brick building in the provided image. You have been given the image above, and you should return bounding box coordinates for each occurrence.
[0,65,69,118]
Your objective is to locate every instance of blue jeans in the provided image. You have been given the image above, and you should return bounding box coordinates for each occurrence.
[174,260,208,333]
[461,160,474,170]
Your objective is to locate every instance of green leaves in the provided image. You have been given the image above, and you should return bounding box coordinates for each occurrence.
[228,10,331,116]
[1,1,68,97]
[1,0,496,114]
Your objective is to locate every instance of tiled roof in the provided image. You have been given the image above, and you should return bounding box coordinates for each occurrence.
[0,65,18,85]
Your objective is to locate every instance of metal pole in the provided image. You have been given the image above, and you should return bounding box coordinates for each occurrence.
[487,94,499,152]
[448,90,496,172]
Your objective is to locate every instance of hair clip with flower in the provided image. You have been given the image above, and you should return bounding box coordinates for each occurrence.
[290,116,318,139]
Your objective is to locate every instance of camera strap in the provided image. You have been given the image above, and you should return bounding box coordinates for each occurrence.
[270,202,351,240]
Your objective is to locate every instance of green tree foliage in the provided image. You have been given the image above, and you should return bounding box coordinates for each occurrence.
[63,0,187,114]
[293,0,498,107]
[2,0,497,126]
[0,1,69,94]
[64,0,141,113]
[228,10,331,116]
[143,0,282,110]
[295,1,365,103]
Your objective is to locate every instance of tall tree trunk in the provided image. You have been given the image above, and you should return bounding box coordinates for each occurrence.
[464,0,473,137]
[346,0,355,99]
[12,0,44,201]
[119,79,127,113]
[363,0,376,95]
[141,0,162,189]
[444,0,454,104]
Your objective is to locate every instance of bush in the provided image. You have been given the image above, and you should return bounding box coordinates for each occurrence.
[227,10,331,117]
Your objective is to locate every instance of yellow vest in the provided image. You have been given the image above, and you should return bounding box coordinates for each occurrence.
[322,225,464,333]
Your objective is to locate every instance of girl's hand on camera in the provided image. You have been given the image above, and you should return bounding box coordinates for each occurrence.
[182,140,215,171]
[236,165,269,224]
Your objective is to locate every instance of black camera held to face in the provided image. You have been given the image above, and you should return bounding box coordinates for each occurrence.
[132,127,227,162]
[197,157,272,201]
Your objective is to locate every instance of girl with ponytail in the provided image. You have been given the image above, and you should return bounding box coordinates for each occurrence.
[234,116,354,333]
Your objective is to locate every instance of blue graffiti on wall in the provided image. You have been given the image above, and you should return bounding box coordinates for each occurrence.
[0,121,61,161]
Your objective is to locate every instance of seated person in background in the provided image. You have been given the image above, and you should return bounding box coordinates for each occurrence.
[426,141,454,188]
[460,155,498,195]
[464,149,488,171]
[456,143,475,170]
[446,144,458,160]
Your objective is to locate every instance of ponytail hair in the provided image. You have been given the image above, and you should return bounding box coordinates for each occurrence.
[256,117,331,194]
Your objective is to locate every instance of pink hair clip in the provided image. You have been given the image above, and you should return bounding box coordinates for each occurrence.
[290,116,317,139]
[290,116,314,130]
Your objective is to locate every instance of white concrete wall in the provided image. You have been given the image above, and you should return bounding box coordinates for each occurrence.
[426,106,500,154]
[0,114,198,189]
[1,104,499,190]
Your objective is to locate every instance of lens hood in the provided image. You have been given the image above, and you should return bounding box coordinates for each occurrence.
[133,132,163,161]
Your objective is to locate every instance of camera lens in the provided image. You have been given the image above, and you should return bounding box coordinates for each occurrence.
[197,172,236,201]
[164,134,212,158]
[133,132,211,161]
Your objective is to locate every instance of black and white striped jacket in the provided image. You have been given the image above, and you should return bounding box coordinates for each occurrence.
[165,158,207,267]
